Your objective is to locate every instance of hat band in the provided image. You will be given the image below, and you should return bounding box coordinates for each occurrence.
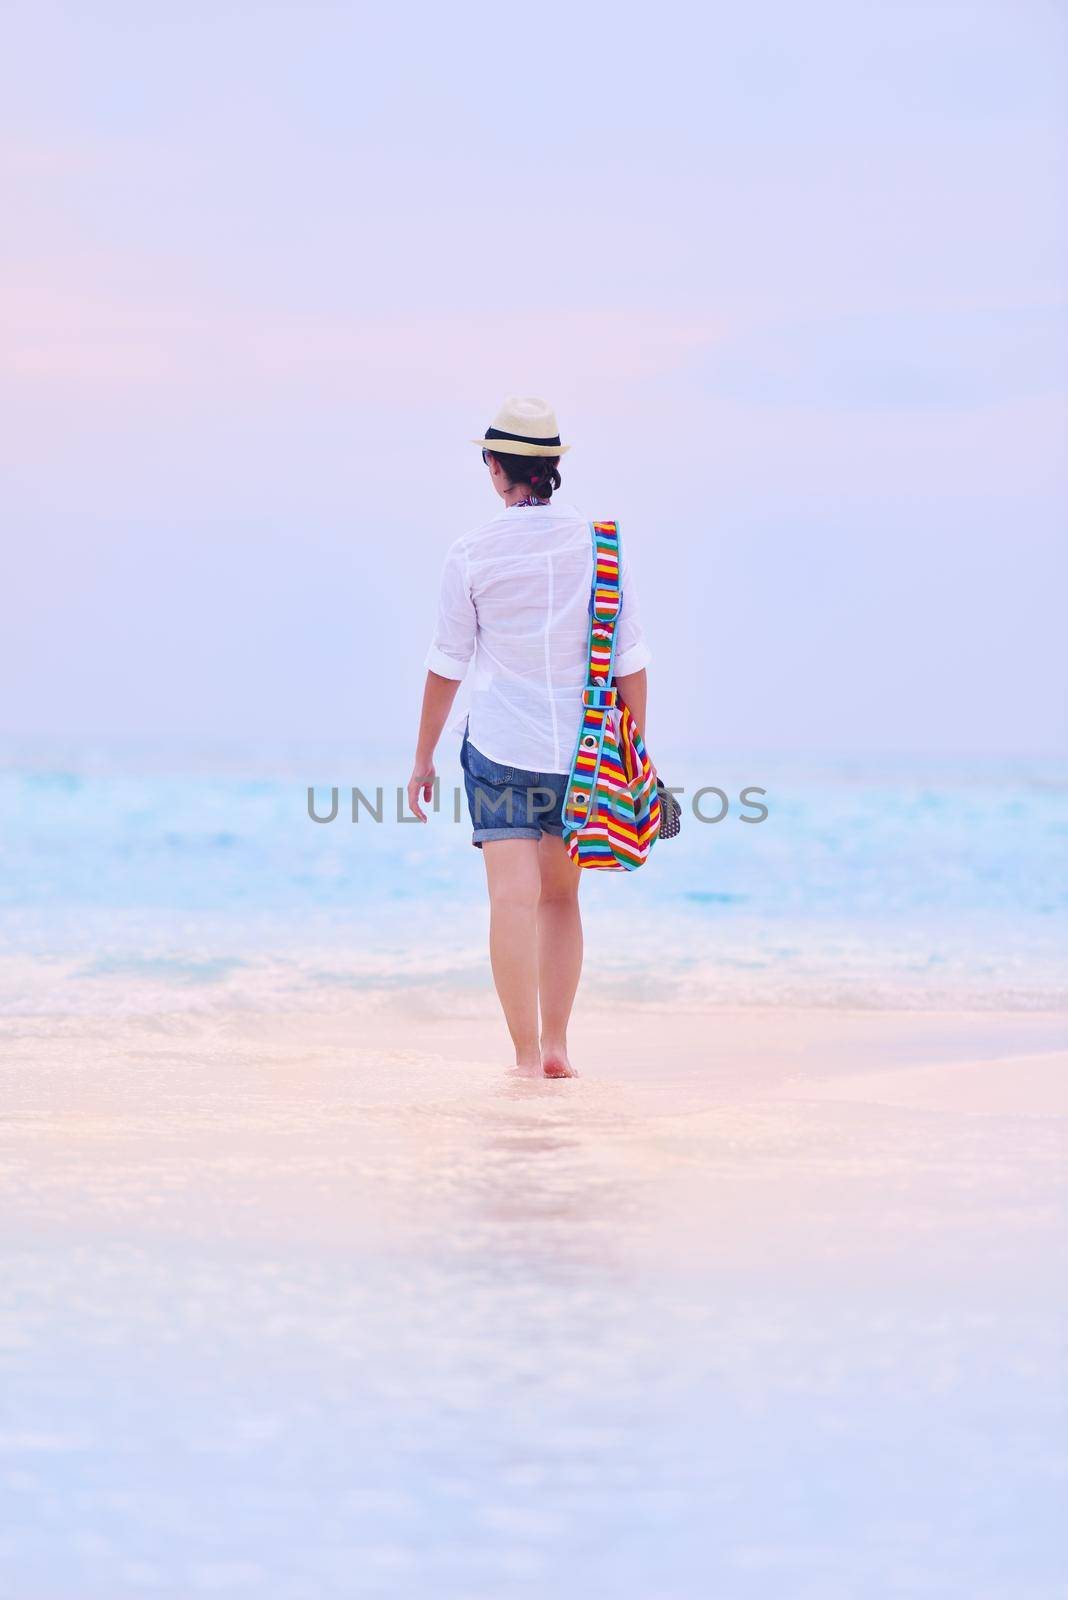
[484,426,562,450]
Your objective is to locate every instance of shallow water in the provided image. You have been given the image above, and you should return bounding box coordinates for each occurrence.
[2,1011,1065,1598]
[1,745,1066,1595]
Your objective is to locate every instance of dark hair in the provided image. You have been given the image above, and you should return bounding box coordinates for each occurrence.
[488,450,562,500]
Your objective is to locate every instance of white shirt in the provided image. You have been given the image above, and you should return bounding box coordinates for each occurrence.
[424,499,652,774]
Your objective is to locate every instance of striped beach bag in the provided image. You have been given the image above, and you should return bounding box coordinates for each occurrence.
[562,520,661,871]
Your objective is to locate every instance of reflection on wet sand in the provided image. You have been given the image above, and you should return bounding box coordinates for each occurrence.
[0,998,1064,1597]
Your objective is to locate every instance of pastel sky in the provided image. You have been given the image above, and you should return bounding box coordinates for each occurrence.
[2,0,1065,758]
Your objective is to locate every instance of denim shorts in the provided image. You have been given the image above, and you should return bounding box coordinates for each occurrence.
[460,725,569,848]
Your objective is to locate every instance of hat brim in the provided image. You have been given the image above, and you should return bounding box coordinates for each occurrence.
[472,438,570,457]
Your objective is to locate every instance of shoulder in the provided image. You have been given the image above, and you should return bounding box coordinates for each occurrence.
[442,510,509,563]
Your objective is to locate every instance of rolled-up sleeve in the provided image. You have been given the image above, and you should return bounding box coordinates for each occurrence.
[424,547,476,679]
[613,541,653,676]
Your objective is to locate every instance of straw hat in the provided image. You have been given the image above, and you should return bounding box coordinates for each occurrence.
[472,396,571,457]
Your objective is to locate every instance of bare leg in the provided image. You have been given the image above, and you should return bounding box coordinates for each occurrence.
[537,835,582,1078]
[481,839,543,1072]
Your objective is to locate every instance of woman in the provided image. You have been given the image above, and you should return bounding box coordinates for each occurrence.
[407,397,652,1078]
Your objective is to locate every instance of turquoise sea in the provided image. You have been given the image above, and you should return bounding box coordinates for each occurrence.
[2,741,1065,1017]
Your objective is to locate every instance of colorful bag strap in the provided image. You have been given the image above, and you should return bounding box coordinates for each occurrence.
[564,521,622,829]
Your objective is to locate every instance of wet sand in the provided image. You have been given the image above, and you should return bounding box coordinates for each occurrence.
[1,1002,1065,1597]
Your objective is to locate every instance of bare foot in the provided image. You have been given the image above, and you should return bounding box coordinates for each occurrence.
[512,1052,543,1077]
[541,1046,578,1079]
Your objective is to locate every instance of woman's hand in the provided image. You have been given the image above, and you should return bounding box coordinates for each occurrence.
[408,673,461,821]
[407,762,437,822]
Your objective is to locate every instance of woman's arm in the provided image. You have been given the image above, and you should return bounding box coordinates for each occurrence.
[407,670,461,821]
[613,667,648,739]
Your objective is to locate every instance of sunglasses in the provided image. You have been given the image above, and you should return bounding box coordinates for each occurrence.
[481,448,490,464]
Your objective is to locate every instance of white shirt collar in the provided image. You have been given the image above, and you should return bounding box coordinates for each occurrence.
[503,498,578,515]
